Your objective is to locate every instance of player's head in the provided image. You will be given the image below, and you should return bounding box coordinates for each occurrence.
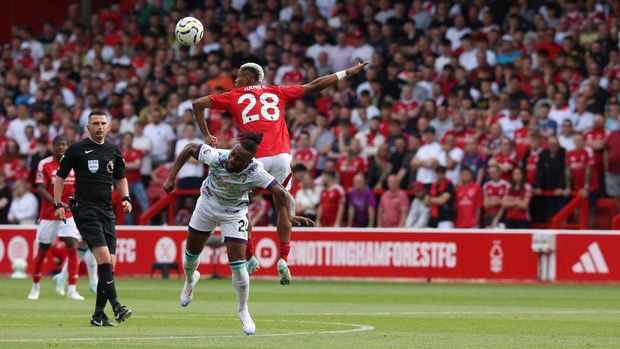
[236,63,264,87]
[227,132,264,172]
[87,111,110,143]
[52,135,68,159]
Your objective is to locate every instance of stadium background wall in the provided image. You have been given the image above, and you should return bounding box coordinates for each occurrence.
[0,226,618,282]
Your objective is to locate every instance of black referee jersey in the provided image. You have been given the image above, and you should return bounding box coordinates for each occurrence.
[56,138,126,207]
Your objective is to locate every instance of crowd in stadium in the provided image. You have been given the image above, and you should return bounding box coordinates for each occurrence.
[1,0,620,229]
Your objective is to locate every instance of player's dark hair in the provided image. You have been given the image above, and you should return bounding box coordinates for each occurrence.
[88,110,108,120]
[239,65,261,83]
[238,132,263,155]
[53,135,67,145]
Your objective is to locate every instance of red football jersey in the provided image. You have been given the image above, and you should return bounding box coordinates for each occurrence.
[491,152,516,181]
[209,85,303,158]
[566,149,598,191]
[483,179,510,218]
[293,148,318,172]
[36,156,75,220]
[455,182,482,228]
[248,197,271,227]
[524,149,542,186]
[513,128,530,161]
[121,148,143,184]
[504,184,532,221]
[336,155,367,192]
[443,129,478,149]
[584,128,608,175]
[392,100,418,115]
[319,185,345,227]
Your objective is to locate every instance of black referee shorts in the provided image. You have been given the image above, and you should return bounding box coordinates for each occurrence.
[72,204,117,255]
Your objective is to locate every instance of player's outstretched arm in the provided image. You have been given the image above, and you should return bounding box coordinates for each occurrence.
[270,183,315,227]
[192,96,217,147]
[302,61,368,95]
[163,143,199,193]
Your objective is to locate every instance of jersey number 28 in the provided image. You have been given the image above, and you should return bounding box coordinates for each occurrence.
[238,93,280,124]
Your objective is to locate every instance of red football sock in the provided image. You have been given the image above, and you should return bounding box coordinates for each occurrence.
[279,241,290,261]
[245,236,255,260]
[33,249,48,283]
[67,246,79,286]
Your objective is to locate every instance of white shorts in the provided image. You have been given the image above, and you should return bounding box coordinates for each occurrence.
[188,195,249,243]
[257,153,293,190]
[36,217,81,244]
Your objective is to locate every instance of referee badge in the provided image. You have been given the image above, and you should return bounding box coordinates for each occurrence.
[88,159,99,173]
[107,160,114,173]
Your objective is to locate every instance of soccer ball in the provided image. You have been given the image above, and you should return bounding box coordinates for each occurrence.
[175,17,204,45]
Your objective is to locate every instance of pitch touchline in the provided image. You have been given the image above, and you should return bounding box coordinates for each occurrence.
[0,320,375,343]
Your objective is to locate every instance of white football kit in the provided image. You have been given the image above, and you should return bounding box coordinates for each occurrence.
[188,144,277,242]
[36,217,81,244]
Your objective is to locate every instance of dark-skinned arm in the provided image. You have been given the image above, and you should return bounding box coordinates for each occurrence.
[163,143,198,193]
[192,97,217,147]
[302,61,368,95]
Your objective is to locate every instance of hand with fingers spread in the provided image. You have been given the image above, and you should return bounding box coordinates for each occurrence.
[345,61,369,76]
[289,216,315,227]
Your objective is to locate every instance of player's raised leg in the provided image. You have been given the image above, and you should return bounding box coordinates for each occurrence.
[180,227,210,307]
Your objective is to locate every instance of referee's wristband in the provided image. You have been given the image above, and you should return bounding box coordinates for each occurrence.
[122,196,132,204]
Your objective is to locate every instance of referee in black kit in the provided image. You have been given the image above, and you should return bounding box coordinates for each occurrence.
[53,111,133,327]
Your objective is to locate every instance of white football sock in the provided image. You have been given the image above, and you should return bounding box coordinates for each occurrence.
[84,250,98,283]
[230,260,249,313]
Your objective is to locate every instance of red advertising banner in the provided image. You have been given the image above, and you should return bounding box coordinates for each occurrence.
[556,233,620,281]
[0,227,539,280]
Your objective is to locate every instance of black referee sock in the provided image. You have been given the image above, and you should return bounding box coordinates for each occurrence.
[95,263,120,314]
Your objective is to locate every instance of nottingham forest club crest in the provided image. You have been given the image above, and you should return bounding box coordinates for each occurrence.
[88,160,99,173]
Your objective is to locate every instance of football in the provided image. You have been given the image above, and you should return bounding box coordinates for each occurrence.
[175,17,204,45]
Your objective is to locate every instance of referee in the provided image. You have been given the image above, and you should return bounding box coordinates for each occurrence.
[54,111,133,327]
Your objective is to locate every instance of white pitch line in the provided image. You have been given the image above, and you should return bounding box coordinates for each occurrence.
[0,320,375,343]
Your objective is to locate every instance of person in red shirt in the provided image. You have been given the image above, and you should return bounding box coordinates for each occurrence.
[378,175,410,227]
[193,61,368,277]
[455,167,482,228]
[522,134,545,223]
[513,125,530,162]
[483,165,511,228]
[291,131,318,175]
[605,129,620,207]
[502,168,533,229]
[336,139,367,192]
[566,134,598,197]
[584,114,608,193]
[488,137,516,181]
[121,133,149,223]
[248,192,272,227]
[28,136,85,301]
[442,114,477,149]
[317,171,345,227]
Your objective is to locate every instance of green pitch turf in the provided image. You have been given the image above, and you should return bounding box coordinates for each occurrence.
[0,277,619,348]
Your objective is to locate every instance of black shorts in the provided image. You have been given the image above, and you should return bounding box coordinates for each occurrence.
[72,204,117,254]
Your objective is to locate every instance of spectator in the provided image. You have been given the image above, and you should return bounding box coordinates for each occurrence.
[174,123,204,191]
[455,168,482,229]
[566,134,598,199]
[522,133,545,223]
[368,143,393,190]
[503,168,533,229]
[498,103,523,140]
[295,172,321,222]
[292,131,318,175]
[584,114,608,194]
[483,165,510,228]
[7,180,37,224]
[425,166,455,229]
[328,32,355,72]
[489,137,516,181]
[336,139,367,192]
[1,140,21,185]
[248,192,271,227]
[0,171,11,224]
[549,93,573,128]
[438,133,464,185]
[412,127,441,186]
[536,103,558,137]
[605,128,620,208]
[8,104,38,154]
[347,174,376,228]
[121,132,148,224]
[317,171,345,227]
[572,94,595,132]
[311,114,335,175]
[535,136,567,220]
[461,140,485,185]
[430,106,453,138]
[377,175,409,228]
[558,119,576,151]
[405,181,430,228]
[144,109,175,168]
[119,103,138,134]
[355,115,386,159]
[132,121,153,187]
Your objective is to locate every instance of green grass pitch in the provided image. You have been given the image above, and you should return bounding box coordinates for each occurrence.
[0,277,619,348]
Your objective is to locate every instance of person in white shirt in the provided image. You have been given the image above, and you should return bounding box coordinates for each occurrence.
[119,103,138,134]
[549,93,575,127]
[350,31,375,65]
[412,127,442,185]
[429,106,454,138]
[306,30,332,63]
[355,116,386,158]
[458,35,479,71]
[405,182,430,228]
[174,123,204,190]
[329,32,355,72]
[572,94,595,132]
[8,104,38,154]
[437,134,464,185]
[132,122,153,186]
[374,0,396,24]
[144,109,176,167]
[446,15,472,50]
[8,180,38,224]
[498,107,524,140]
[558,119,576,151]
[295,173,321,221]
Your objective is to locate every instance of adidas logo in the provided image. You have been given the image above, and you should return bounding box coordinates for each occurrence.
[572,242,609,274]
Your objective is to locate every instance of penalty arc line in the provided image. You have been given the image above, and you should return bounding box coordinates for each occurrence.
[0,320,375,343]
